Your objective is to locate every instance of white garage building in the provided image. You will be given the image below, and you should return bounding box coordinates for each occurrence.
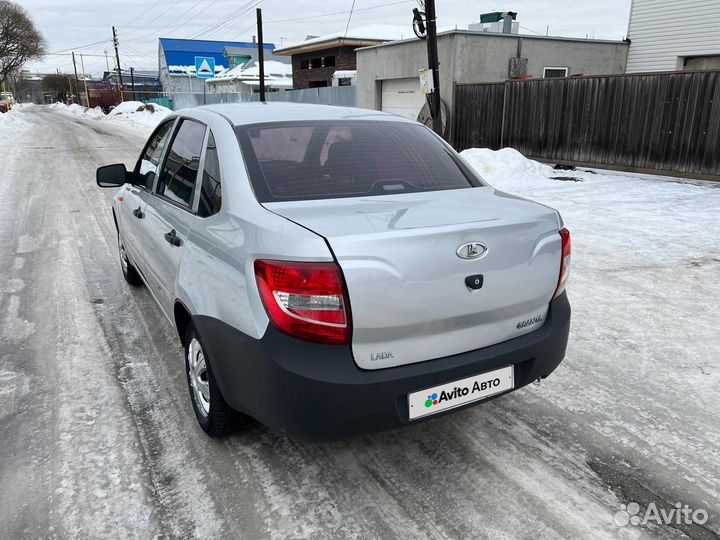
[356,28,629,135]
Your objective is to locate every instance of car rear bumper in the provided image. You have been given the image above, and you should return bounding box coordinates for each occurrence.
[194,292,571,441]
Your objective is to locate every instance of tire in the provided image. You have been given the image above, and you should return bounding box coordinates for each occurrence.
[184,322,244,437]
[118,235,143,286]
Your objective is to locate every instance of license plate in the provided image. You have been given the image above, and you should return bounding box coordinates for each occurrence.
[408,365,514,420]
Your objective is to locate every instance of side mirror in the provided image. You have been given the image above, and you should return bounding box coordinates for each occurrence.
[96,163,128,187]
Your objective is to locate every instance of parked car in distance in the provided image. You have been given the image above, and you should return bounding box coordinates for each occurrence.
[96,103,571,440]
[0,91,15,112]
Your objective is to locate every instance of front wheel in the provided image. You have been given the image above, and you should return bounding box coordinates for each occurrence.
[185,323,245,437]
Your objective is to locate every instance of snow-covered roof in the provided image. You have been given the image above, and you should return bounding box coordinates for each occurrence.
[273,24,408,55]
[332,70,357,78]
[168,64,226,75]
[160,37,275,76]
[207,60,293,88]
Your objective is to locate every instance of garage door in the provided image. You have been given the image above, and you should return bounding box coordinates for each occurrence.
[381,78,426,120]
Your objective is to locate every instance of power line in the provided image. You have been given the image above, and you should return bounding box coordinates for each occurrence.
[158,0,211,36]
[120,0,201,43]
[47,0,412,68]
[123,44,157,61]
[190,0,265,39]
[120,0,186,39]
[44,53,110,58]
[116,0,167,31]
[338,0,358,57]
[519,25,544,36]
[228,0,413,41]
[48,39,111,55]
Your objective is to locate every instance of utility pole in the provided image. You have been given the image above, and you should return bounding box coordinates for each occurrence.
[71,52,81,105]
[130,67,136,101]
[112,26,124,101]
[424,0,442,136]
[256,8,266,101]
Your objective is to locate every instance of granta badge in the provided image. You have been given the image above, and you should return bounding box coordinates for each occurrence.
[517,315,543,329]
[456,242,488,260]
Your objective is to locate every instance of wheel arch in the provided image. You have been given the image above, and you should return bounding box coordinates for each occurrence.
[174,300,193,342]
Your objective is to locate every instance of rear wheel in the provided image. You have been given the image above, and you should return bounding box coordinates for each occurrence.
[184,323,244,437]
[118,235,142,286]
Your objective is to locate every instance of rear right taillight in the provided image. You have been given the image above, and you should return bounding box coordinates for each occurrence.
[254,259,351,344]
[553,228,571,299]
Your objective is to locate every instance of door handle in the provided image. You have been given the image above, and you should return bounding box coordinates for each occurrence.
[164,229,182,247]
[133,207,144,219]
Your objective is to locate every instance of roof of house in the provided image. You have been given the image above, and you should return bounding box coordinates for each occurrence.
[159,37,276,75]
[208,60,293,88]
[356,29,628,52]
[273,24,409,56]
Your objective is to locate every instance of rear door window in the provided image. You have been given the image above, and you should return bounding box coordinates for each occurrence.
[156,119,206,208]
[237,121,480,202]
[197,132,222,217]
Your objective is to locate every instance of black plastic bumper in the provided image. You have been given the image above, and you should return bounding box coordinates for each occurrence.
[194,292,571,441]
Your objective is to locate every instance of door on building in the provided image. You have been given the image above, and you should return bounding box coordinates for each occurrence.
[381,77,426,120]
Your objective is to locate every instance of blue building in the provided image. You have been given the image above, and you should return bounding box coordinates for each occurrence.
[158,37,276,99]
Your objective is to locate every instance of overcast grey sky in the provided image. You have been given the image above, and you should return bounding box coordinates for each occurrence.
[19,0,632,76]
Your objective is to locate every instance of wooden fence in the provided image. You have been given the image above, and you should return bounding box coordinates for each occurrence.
[453,70,720,178]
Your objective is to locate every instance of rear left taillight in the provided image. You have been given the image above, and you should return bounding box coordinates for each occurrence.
[254,259,351,344]
[553,228,571,299]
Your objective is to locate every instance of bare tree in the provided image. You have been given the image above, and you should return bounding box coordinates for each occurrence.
[0,1,46,87]
[9,72,32,101]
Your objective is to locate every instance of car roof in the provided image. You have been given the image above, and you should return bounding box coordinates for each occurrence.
[193,102,416,126]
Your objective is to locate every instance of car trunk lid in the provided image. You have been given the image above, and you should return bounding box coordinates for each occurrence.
[264,187,562,369]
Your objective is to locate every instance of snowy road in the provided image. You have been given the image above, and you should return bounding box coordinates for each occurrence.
[0,106,718,540]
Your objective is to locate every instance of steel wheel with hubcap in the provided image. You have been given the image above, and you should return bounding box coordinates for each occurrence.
[188,337,210,417]
[184,323,245,437]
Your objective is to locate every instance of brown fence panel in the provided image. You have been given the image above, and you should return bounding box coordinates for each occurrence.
[453,71,720,177]
[452,82,505,151]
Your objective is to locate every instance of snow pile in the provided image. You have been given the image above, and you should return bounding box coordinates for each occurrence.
[461,147,555,185]
[460,145,720,267]
[0,104,29,138]
[51,101,171,134]
[106,101,172,129]
[57,102,105,119]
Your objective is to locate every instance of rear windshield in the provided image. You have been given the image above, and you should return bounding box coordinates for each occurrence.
[235,121,481,202]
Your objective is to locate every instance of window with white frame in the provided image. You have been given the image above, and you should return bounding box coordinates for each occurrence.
[543,67,569,78]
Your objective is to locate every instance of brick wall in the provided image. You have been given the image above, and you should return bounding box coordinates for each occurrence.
[291,46,358,89]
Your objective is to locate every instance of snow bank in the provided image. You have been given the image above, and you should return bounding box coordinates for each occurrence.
[51,101,171,135]
[460,145,720,267]
[107,101,172,130]
[0,104,29,139]
[461,147,558,187]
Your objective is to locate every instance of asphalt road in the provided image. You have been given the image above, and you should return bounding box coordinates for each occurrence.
[0,106,718,540]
